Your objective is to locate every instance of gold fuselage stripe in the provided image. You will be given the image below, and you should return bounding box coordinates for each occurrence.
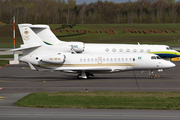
[40,63,138,68]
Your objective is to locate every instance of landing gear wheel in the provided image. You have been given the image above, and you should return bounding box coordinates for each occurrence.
[86,72,94,79]
[77,74,81,79]
[150,75,154,79]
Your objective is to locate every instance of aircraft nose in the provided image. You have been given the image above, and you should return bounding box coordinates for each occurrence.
[164,61,176,68]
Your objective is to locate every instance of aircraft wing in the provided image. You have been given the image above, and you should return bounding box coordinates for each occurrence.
[63,68,112,73]
[27,62,120,74]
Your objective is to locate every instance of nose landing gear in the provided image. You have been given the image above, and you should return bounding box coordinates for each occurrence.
[149,70,155,79]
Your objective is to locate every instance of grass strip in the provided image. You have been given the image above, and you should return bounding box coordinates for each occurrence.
[16,91,180,110]
[0,60,9,67]
[1,24,180,47]
[0,55,14,58]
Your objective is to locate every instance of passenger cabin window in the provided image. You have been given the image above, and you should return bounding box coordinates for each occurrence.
[133,58,135,61]
[107,58,109,62]
[119,49,123,52]
[95,58,97,62]
[105,48,109,52]
[103,58,105,62]
[147,49,151,52]
[112,48,116,52]
[91,58,93,62]
[133,49,137,52]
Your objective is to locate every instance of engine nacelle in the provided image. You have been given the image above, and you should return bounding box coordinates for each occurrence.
[70,42,85,53]
[41,54,65,64]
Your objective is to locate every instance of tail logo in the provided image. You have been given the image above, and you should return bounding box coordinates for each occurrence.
[22,31,30,41]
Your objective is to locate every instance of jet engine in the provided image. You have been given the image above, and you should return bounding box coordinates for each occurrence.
[41,54,66,64]
[69,42,85,53]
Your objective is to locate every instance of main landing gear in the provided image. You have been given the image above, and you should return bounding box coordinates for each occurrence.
[77,71,94,79]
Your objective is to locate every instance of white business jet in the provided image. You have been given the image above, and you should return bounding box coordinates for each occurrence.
[28,24,180,58]
[10,24,175,79]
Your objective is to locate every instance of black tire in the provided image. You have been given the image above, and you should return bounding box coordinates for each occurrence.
[150,75,154,79]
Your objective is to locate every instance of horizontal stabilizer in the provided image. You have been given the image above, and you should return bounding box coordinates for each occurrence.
[9,44,41,51]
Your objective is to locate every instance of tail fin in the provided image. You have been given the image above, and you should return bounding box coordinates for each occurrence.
[10,24,44,51]
[18,24,44,45]
[30,24,61,45]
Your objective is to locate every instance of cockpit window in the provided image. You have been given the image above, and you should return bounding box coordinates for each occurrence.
[151,56,156,59]
[166,47,172,50]
[156,56,161,59]
[151,56,161,59]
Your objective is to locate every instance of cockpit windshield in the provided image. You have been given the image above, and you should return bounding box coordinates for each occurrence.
[166,47,172,50]
[156,56,161,59]
[151,56,162,59]
[151,56,156,59]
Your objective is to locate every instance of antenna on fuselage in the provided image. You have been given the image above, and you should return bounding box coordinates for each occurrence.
[138,42,140,45]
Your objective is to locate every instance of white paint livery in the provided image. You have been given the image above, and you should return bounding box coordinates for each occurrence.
[11,24,176,79]
[24,24,180,58]
[41,54,65,64]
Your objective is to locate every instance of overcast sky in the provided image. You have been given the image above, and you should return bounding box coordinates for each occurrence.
[74,0,179,4]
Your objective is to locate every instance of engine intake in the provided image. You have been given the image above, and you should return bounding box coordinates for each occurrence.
[70,42,85,53]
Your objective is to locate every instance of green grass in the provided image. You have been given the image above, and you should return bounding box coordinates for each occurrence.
[0,37,22,48]
[1,24,180,47]
[0,60,9,67]
[52,24,180,46]
[0,55,14,58]
[16,91,180,110]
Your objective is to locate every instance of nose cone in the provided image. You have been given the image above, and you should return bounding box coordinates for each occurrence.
[163,61,176,68]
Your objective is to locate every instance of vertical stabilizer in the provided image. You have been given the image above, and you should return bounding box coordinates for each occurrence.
[18,24,44,46]
[30,25,61,45]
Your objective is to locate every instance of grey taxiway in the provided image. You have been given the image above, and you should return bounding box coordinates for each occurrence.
[0,62,180,120]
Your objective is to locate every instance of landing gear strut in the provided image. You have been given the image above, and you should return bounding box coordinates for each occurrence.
[149,70,154,79]
[77,71,94,79]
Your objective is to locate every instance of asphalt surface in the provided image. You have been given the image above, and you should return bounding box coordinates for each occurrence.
[0,62,180,119]
[1,62,180,92]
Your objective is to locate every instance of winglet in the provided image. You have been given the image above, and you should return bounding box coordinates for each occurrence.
[28,62,38,71]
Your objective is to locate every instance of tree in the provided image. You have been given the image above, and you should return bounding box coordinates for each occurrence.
[79,2,86,24]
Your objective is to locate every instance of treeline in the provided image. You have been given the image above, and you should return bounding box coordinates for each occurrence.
[1,0,180,24]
